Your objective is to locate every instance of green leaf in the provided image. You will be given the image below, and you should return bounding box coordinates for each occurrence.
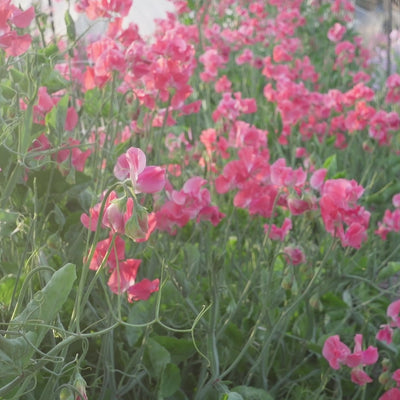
[83,88,102,117]
[0,209,19,238]
[323,154,337,177]
[144,338,171,378]
[159,363,181,397]
[125,297,156,346]
[8,263,76,343]
[153,336,195,364]
[64,10,76,42]
[224,394,244,400]
[0,275,18,305]
[41,67,69,94]
[45,94,69,137]
[231,386,273,400]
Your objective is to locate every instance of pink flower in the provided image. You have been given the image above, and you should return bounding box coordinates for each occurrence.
[283,246,306,266]
[114,147,166,194]
[264,218,292,241]
[386,74,400,104]
[380,388,400,400]
[350,368,372,386]
[376,324,393,345]
[322,334,378,376]
[388,299,400,327]
[392,369,400,386]
[88,235,125,271]
[127,278,159,302]
[327,23,346,42]
[310,169,327,191]
[136,166,166,194]
[322,335,351,370]
[319,179,370,249]
[393,194,400,208]
[107,258,141,294]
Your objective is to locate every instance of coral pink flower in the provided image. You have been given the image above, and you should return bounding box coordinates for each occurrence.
[107,258,141,294]
[89,235,125,271]
[75,0,132,19]
[273,44,292,62]
[127,278,159,302]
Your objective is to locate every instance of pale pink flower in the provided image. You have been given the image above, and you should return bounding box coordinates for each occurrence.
[327,23,346,42]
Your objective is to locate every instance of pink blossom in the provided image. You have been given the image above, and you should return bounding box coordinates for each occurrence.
[310,169,327,191]
[88,235,125,271]
[388,299,400,327]
[393,194,400,208]
[136,166,166,194]
[127,278,159,302]
[114,147,146,185]
[264,218,292,241]
[322,335,351,370]
[350,368,372,386]
[380,388,400,400]
[327,23,346,42]
[386,74,400,104]
[376,324,393,345]
[283,246,305,265]
[107,258,141,294]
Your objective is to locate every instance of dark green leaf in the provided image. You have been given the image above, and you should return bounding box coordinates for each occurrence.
[159,363,181,397]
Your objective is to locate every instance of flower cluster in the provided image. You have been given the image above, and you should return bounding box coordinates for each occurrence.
[323,334,378,385]
[0,0,34,57]
[81,147,166,301]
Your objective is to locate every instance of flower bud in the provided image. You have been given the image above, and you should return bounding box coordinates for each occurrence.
[73,372,88,400]
[103,196,127,234]
[59,388,74,400]
[125,202,149,241]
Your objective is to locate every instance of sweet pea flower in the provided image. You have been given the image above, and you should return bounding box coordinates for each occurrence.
[328,23,346,42]
[380,388,400,400]
[323,334,378,386]
[114,147,166,194]
[322,335,351,370]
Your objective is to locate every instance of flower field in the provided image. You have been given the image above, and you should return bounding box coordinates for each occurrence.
[2,0,400,398]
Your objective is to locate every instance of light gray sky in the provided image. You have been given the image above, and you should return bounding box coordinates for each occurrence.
[18,0,174,37]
